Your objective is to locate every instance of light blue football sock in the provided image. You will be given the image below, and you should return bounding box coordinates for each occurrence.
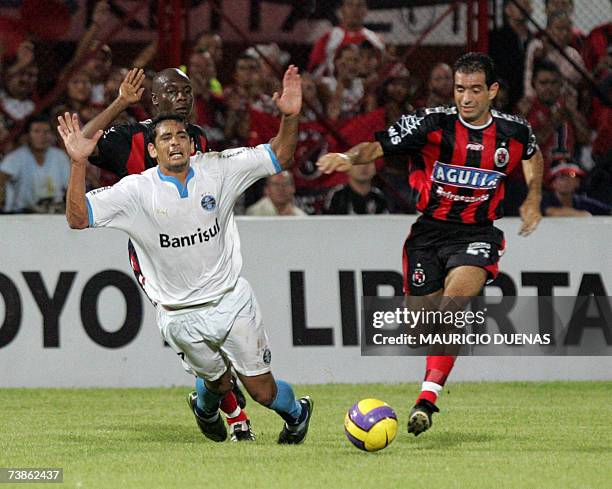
[195,377,222,418]
[268,380,303,424]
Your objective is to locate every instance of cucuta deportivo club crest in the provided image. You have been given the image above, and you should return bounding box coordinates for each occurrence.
[412,264,426,287]
[494,147,509,167]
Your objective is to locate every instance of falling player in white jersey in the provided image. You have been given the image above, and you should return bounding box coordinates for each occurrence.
[58,66,314,444]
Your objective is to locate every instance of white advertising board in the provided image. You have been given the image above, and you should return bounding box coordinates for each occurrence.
[0,215,610,387]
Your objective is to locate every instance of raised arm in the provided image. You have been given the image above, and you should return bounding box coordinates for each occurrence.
[6,41,34,78]
[132,40,158,69]
[518,149,544,236]
[59,1,111,82]
[57,113,103,229]
[81,68,145,139]
[269,65,302,170]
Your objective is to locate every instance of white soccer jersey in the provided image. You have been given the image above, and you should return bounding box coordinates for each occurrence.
[85,144,281,307]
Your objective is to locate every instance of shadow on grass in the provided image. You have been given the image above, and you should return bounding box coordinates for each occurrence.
[397,431,499,450]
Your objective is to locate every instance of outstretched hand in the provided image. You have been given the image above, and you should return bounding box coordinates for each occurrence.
[57,113,103,163]
[273,65,302,117]
[518,198,542,236]
[316,153,353,174]
[118,68,146,106]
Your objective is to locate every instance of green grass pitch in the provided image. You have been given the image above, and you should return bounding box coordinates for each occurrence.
[1,382,610,489]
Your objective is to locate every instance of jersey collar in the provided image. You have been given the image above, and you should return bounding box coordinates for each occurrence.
[458,113,493,130]
[157,166,195,199]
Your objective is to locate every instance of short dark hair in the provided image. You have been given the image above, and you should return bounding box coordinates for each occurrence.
[25,113,51,132]
[454,52,497,87]
[236,52,258,66]
[532,59,561,83]
[148,114,188,141]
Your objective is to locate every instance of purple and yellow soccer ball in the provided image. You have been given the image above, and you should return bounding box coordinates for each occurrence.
[344,399,398,452]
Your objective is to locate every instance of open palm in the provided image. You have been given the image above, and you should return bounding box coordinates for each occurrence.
[273,65,302,117]
[57,112,103,162]
[119,68,146,105]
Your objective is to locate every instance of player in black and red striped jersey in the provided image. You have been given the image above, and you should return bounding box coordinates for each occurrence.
[80,68,254,442]
[317,52,544,436]
[83,68,208,179]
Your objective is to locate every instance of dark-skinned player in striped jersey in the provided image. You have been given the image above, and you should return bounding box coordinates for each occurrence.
[80,68,254,441]
[317,53,543,437]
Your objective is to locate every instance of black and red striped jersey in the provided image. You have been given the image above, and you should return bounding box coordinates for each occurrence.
[90,120,208,177]
[375,106,538,224]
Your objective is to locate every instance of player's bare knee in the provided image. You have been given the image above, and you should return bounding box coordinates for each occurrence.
[206,369,233,395]
[250,385,276,406]
[443,266,487,298]
[240,373,276,406]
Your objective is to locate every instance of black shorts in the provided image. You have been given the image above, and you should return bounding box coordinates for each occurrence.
[402,216,505,296]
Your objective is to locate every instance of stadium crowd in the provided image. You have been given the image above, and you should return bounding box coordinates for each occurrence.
[0,0,609,216]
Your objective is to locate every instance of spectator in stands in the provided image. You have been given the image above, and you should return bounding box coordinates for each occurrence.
[132,39,158,72]
[246,171,306,217]
[58,1,112,106]
[289,73,345,214]
[325,163,388,215]
[51,70,101,125]
[320,44,364,122]
[82,42,113,105]
[335,67,415,213]
[192,30,224,95]
[0,115,69,213]
[585,76,612,205]
[542,160,611,216]
[189,52,226,150]
[544,0,585,52]
[359,40,384,112]
[372,67,414,133]
[248,74,345,214]
[359,41,382,80]
[308,0,384,78]
[524,11,586,99]
[523,60,590,176]
[0,42,38,129]
[414,62,454,109]
[488,0,533,109]
[223,53,274,145]
[246,43,290,100]
[231,52,259,93]
[62,1,114,105]
[300,72,325,122]
[507,60,588,215]
[193,31,224,67]
[582,22,611,83]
